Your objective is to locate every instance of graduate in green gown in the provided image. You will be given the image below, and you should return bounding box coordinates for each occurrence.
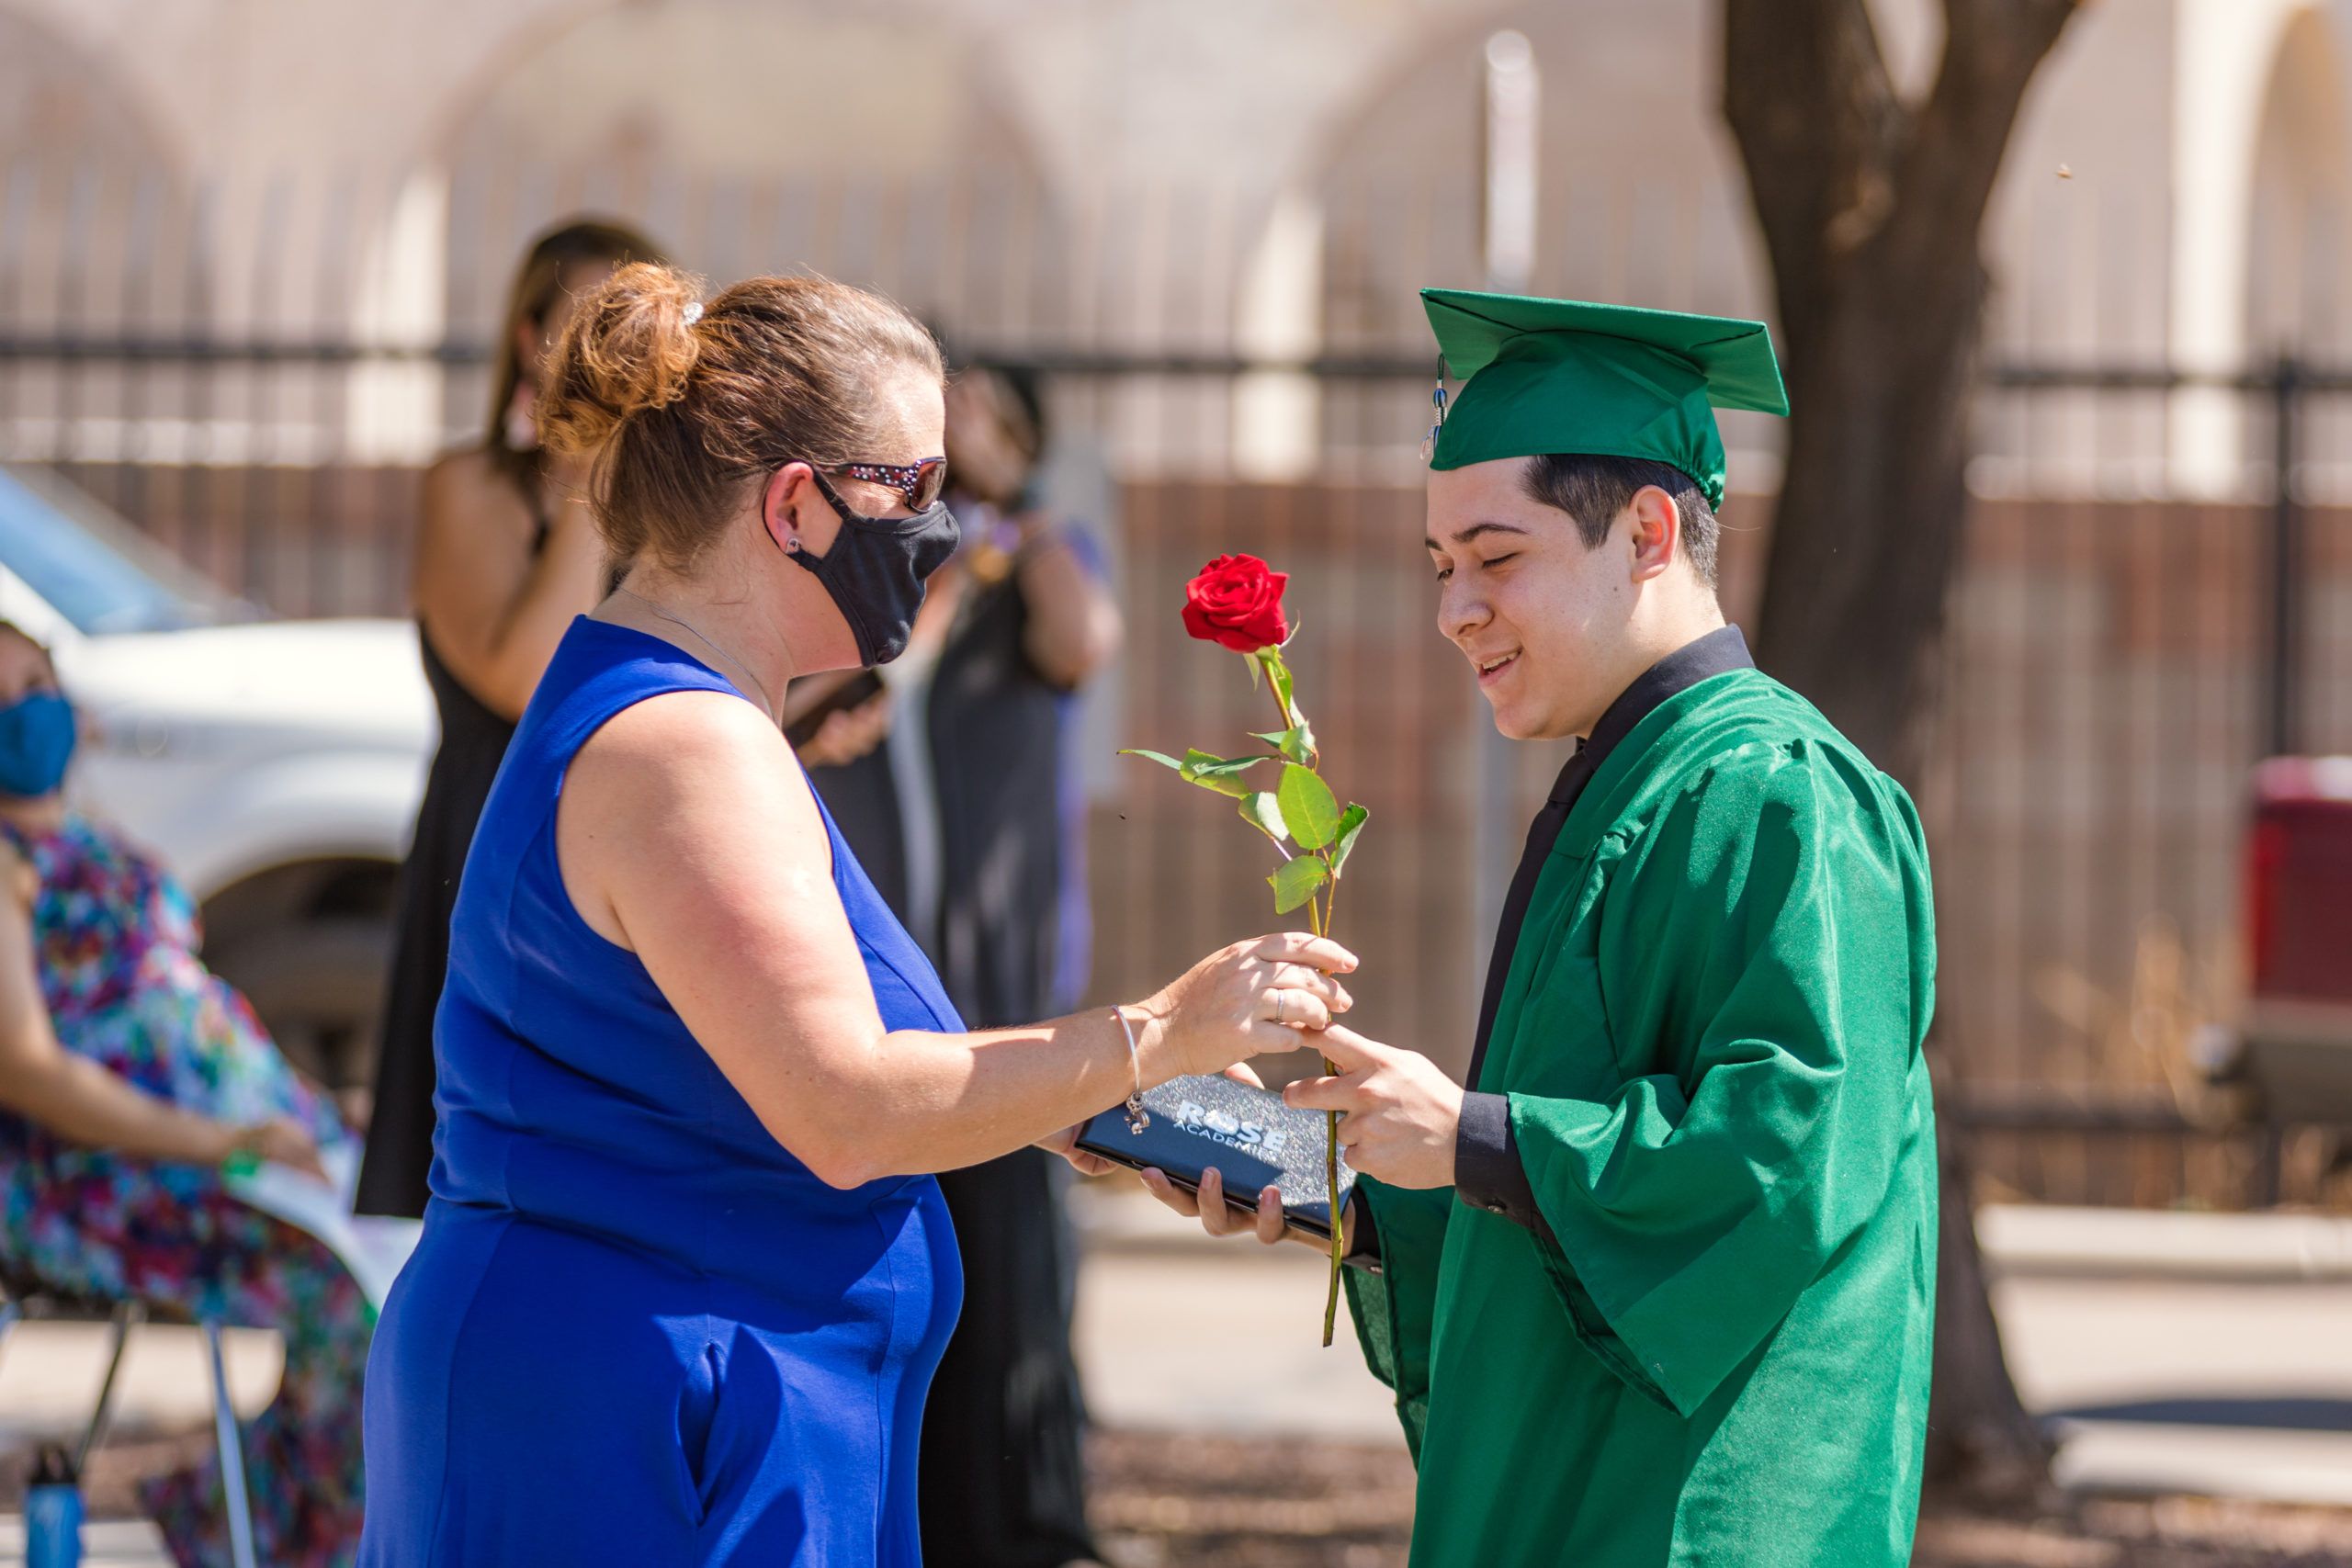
[1142,289,1939,1566]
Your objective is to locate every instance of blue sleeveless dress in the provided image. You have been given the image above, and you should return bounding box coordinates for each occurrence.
[360,617,964,1566]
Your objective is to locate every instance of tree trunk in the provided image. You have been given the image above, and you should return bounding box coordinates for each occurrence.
[1721,0,2085,1501]
[1926,1114,2057,1491]
[1749,265,1980,778]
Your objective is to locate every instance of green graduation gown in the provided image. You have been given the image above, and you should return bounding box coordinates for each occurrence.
[1346,666,1938,1566]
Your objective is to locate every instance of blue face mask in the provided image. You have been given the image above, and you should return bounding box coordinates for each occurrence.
[0,691,77,799]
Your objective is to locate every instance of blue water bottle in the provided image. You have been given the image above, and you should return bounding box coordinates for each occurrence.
[25,1442,83,1568]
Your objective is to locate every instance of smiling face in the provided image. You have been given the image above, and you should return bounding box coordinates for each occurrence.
[1426,457,1681,741]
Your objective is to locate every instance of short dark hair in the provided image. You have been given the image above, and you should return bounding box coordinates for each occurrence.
[1519,455,1719,588]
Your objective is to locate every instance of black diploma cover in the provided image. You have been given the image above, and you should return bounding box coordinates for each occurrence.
[1074,1073,1357,1240]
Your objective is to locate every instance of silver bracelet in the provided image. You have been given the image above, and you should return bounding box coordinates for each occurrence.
[1114,1007,1150,1134]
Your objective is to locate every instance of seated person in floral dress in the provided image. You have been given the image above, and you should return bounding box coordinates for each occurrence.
[0,621,370,1568]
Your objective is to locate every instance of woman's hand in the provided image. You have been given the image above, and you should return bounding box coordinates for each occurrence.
[792,691,894,770]
[229,1117,329,1181]
[1142,932,1358,1079]
[1035,1121,1118,1178]
[1135,1066,1342,1250]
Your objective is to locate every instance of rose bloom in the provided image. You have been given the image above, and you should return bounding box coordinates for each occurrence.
[1182,554,1291,653]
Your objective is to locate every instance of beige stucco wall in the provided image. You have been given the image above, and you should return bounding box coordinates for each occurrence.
[0,0,2341,479]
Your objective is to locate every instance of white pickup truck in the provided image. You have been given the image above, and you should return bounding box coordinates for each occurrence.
[0,463,433,1102]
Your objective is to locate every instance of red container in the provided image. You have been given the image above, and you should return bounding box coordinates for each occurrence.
[2237,758,2352,1122]
[2245,758,2352,1003]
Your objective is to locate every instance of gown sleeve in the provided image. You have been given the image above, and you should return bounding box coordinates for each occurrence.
[1340,1177,1453,1458]
[1509,744,1933,1418]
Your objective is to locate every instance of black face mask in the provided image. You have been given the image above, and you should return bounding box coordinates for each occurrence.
[784,468,961,665]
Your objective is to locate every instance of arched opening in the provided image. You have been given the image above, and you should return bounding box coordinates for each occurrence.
[432,0,1061,358]
[1310,0,1764,345]
[0,9,195,460]
[2246,7,2352,496]
[2247,7,2352,359]
[1289,0,1771,479]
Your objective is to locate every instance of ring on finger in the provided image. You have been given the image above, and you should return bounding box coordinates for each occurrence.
[1272,989,1290,1025]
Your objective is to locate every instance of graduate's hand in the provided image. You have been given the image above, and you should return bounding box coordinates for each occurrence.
[1287,1024,1464,1190]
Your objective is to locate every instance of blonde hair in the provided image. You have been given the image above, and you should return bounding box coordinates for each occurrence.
[537,264,944,570]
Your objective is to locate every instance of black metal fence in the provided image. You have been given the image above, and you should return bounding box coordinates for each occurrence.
[2,323,2347,1207]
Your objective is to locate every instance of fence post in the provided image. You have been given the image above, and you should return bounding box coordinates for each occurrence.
[2265,354,2304,761]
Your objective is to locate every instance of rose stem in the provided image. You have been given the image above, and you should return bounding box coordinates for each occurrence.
[1303,857,1343,1348]
[1260,649,1343,1347]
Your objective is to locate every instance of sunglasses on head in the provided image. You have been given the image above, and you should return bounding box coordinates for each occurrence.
[808,457,949,513]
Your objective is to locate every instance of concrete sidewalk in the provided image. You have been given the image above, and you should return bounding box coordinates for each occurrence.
[0,1518,166,1566]
[1976,1203,2352,1282]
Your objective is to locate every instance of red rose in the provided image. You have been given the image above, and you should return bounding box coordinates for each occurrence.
[1182,554,1291,654]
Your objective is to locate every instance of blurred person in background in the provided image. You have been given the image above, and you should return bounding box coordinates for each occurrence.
[0,622,371,1568]
[806,361,1122,1568]
[357,218,669,1219]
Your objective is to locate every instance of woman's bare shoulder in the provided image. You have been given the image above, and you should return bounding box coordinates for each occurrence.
[416,446,539,590]
[427,444,529,512]
[424,443,497,487]
[582,687,798,803]
[559,687,830,950]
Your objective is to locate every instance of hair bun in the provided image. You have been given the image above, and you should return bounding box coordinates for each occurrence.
[537,262,707,455]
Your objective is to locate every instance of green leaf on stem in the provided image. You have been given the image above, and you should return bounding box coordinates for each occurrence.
[1238,791,1288,841]
[1181,750,1270,799]
[1329,804,1370,876]
[1250,724,1318,765]
[1268,855,1329,914]
[1276,763,1342,850]
[1122,748,1276,799]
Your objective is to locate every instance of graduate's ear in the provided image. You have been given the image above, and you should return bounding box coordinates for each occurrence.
[1625,485,1680,583]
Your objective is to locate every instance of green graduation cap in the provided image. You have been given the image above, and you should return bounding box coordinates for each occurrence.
[1422,288,1789,509]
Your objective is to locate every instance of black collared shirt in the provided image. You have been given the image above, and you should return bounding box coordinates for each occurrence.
[1449,625,1757,1235]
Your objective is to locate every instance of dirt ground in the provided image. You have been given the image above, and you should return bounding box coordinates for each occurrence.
[11,1427,2352,1566]
[1089,1430,2352,1568]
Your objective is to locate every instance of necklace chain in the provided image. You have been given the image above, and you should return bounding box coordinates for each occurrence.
[616,588,779,721]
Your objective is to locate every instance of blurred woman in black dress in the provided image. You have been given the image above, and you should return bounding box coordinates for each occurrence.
[356,219,667,1218]
[806,363,1122,1568]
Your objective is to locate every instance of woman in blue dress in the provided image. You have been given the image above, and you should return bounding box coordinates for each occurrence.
[356,264,1357,1567]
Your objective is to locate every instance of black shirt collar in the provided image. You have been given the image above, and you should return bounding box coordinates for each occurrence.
[1551,625,1753,803]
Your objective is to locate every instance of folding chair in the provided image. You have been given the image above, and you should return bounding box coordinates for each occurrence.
[0,1270,258,1568]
